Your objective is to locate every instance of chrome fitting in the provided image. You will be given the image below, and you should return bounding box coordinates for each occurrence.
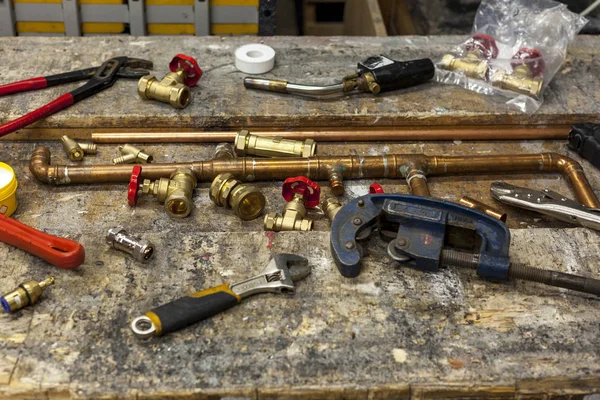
[113,144,153,165]
[106,227,154,263]
[138,70,192,109]
[1,277,55,313]
[142,168,197,218]
[61,135,97,161]
[209,173,265,220]
[235,130,316,158]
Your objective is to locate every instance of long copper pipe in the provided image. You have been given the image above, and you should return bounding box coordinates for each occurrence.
[29,147,599,208]
[90,126,570,143]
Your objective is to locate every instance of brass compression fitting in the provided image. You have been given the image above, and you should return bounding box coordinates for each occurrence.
[209,173,265,220]
[1,277,55,313]
[138,54,202,109]
[61,135,97,161]
[142,168,197,218]
[234,130,316,158]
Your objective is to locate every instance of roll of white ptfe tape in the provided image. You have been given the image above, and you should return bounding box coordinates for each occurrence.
[235,44,276,74]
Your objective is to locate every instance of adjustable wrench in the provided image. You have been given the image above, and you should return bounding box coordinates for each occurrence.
[131,254,311,338]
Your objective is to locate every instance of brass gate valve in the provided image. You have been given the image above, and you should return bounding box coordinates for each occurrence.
[440,34,498,80]
[128,166,197,218]
[209,173,266,221]
[492,48,545,98]
[138,54,202,109]
[264,176,320,232]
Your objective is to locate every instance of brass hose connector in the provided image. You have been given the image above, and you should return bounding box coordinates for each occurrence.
[235,130,316,158]
[323,198,342,224]
[113,144,153,165]
[138,71,192,109]
[142,168,197,218]
[1,277,55,313]
[60,135,97,161]
[264,193,313,232]
[209,173,265,221]
[439,54,489,81]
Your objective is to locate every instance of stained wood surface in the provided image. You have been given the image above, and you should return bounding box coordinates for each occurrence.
[0,35,599,141]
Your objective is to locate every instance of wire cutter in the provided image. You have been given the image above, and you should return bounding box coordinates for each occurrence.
[0,56,153,138]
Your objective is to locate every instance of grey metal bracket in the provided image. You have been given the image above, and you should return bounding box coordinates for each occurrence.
[194,0,210,36]
[62,0,81,36]
[0,0,16,36]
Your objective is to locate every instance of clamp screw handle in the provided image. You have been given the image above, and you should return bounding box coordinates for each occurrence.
[511,48,545,77]
[464,34,499,59]
[369,183,384,194]
[128,165,142,206]
[169,54,203,86]
[282,176,321,208]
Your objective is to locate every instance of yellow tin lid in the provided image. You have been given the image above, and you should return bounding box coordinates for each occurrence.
[0,162,18,200]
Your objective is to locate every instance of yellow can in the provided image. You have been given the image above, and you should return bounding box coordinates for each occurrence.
[0,163,18,217]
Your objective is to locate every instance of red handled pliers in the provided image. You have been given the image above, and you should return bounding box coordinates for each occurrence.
[0,56,153,138]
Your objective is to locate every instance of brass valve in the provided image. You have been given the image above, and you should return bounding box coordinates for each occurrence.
[209,173,265,220]
[113,144,153,164]
[1,277,55,313]
[264,176,320,232]
[323,198,342,224]
[138,54,202,109]
[492,48,545,98]
[235,130,316,158]
[439,34,499,81]
[60,135,97,161]
[141,168,197,218]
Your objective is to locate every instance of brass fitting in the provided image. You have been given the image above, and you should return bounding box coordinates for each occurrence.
[142,168,197,218]
[323,198,342,223]
[209,173,265,220]
[439,53,489,81]
[60,135,97,161]
[214,143,236,160]
[491,68,543,98]
[113,144,153,165]
[1,277,55,313]
[328,170,344,196]
[458,196,507,222]
[264,193,313,232]
[235,130,316,158]
[138,70,192,109]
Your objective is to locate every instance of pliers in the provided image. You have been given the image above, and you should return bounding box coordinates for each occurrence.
[0,56,153,138]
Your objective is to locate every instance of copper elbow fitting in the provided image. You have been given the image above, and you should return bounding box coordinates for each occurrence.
[235,130,316,158]
[138,70,192,109]
[142,169,197,218]
[209,173,265,221]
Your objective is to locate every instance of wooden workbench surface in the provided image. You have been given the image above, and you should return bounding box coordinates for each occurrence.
[0,36,600,399]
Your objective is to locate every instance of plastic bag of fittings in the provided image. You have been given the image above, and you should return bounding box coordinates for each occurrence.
[435,0,587,114]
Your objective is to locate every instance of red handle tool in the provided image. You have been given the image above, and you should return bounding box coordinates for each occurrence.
[0,214,85,269]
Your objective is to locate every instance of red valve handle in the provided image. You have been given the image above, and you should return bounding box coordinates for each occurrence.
[169,54,203,87]
[282,176,321,208]
[465,34,499,60]
[0,214,85,269]
[511,48,545,77]
[128,165,142,207]
[369,183,384,194]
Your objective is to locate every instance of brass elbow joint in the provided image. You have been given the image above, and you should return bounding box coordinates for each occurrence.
[142,168,197,218]
[439,54,489,81]
[1,277,55,313]
[61,135,97,161]
[113,144,153,164]
[138,71,192,109]
[264,193,313,232]
[235,130,316,158]
[209,173,265,220]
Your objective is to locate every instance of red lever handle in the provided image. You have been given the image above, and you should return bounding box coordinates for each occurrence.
[0,214,85,269]
[169,54,203,87]
[369,183,384,194]
[128,165,142,206]
[282,176,321,208]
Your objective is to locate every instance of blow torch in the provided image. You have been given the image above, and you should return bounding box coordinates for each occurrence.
[243,55,435,98]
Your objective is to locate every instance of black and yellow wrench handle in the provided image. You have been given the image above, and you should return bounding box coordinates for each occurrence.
[145,283,241,336]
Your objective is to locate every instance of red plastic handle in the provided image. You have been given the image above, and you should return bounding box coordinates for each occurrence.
[0,77,48,97]
[369,183,384,194]
[128,165,142,206]
[0,214,85,269]
[169,54,203,87]
[282,176,321,208]
[0,93,74,138]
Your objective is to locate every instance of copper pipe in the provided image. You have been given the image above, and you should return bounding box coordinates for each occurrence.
[29,146,600,209]
[459,196,507,222]
[91,126,569,143]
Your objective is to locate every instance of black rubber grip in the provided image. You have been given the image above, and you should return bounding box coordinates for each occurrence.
[150,289,239,335]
